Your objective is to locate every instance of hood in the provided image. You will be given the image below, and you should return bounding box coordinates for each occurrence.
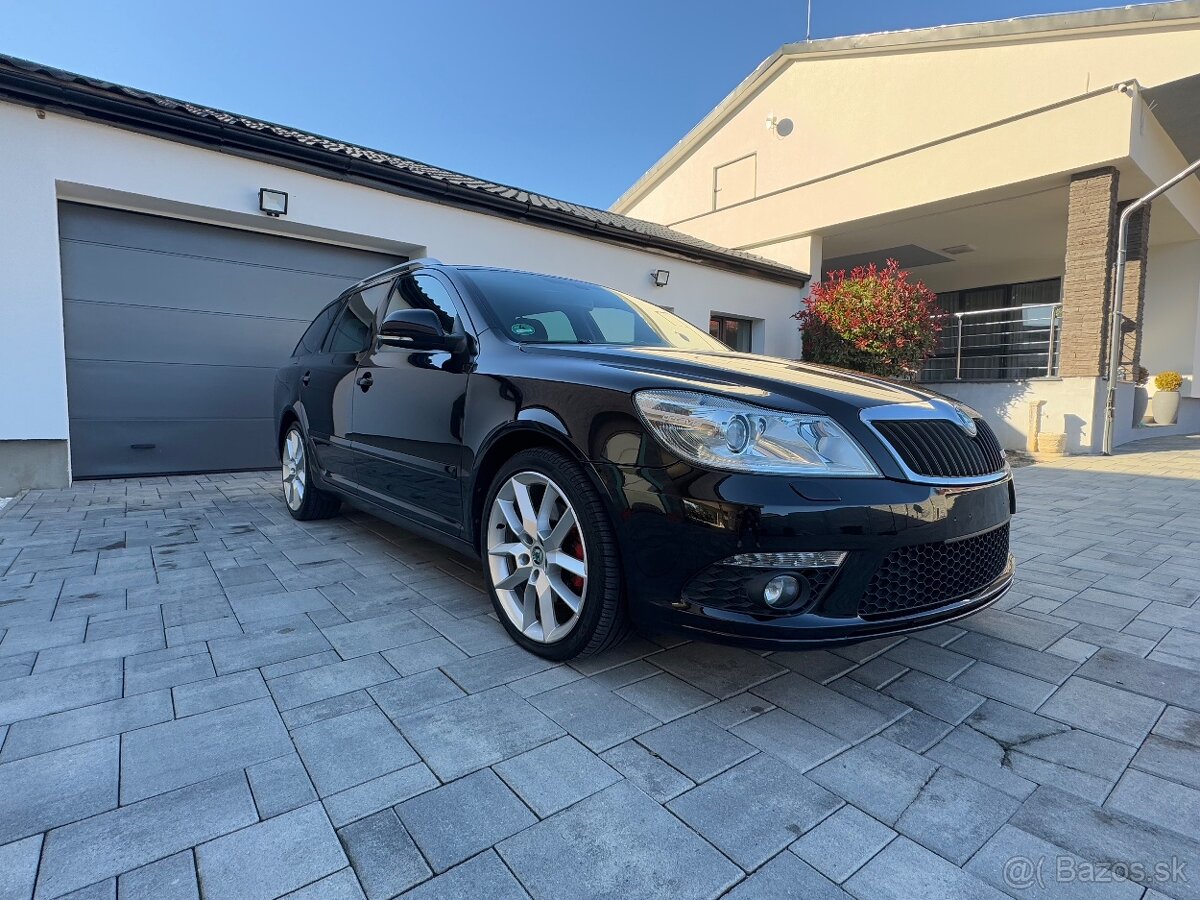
[520,344,939,415]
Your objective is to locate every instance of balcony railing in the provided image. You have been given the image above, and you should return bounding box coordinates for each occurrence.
[920,302,1063,382]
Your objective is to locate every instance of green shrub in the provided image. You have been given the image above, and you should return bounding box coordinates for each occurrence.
[794,259,942,378]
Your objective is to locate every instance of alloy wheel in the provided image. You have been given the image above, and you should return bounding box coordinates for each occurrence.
[487,471,588,643]
[282,429,307,511]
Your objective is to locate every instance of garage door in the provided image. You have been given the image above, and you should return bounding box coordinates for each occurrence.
[59,202,404,477]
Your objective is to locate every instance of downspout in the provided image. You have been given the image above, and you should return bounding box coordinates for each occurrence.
[1102,154,1200,454]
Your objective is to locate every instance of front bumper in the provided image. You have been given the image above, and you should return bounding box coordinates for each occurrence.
[594,462,1015,649]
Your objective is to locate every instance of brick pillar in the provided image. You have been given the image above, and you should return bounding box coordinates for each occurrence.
[1059,168,1118,378]
[1117,202,1151,375]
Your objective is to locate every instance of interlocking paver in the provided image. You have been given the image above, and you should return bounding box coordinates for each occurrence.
[339,809,431,899]
[497,781,742,900]
[120,697,292,803]
[117,850,199,900]
[3,444,1199,899]
[668,753,842,869]
[293,706,419,796]
[0,736,118,844]
[790,803,896,883]
[494,735,622,817]
[0,690,172,762]
[398,768,536,872]
[34,772,258,899]
[529,678,657,752]
[196,802,348,900]
[808,736,938,825]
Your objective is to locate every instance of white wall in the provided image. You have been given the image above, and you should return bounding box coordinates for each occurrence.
[0,102,803,456]
[1142,240,1200,388]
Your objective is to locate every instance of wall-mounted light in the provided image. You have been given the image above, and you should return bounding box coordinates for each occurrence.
[651,269,670,287]
[259,188,289,217]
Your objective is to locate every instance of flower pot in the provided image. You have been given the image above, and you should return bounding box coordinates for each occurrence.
[1132,387,1150,424]
[1152,390,1180,425]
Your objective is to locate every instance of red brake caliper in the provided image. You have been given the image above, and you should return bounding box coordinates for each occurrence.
[564,529,586,594]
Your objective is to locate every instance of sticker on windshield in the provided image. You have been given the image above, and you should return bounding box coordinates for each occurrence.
[511,323,536,337]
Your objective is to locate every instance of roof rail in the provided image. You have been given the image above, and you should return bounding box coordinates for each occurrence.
[353,257,444,288]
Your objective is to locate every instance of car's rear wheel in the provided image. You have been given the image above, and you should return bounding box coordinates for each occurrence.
[483,448,627,659]
[281,423,341,521]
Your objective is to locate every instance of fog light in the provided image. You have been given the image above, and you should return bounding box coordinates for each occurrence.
[763,575,801,608]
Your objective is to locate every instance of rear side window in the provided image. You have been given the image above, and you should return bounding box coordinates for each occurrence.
[324,282,393,354]
[292,301,339,357]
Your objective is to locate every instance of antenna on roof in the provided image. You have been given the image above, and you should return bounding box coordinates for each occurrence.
[806,0,813,41]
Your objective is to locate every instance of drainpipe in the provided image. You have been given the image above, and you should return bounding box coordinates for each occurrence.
[1102,155,1200,455]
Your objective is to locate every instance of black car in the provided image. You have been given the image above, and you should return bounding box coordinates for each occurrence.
[275,259,1015,660]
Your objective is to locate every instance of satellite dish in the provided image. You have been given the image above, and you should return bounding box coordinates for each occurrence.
[775,118,795,137]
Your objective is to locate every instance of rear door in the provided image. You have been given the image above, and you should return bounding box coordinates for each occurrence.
[302,281,392,486]
[351,272,471,531]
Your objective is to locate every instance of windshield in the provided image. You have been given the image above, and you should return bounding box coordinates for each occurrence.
[460,268,731,352]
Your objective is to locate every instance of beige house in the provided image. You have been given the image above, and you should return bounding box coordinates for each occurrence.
[613,2,1200,452]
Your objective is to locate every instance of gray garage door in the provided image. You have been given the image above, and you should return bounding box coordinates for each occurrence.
[59,202,404,477]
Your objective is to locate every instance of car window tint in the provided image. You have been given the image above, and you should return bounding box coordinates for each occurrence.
[324,282,392,354]
[460,267,727,351]
[386,274,461,334]
[589,308,636,343]
[525,311,576,342]
[293,301,339,356]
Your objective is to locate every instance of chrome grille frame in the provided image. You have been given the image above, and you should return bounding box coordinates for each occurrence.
[861,399,1010,486]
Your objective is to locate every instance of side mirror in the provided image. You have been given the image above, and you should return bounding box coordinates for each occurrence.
[378,309,464,352]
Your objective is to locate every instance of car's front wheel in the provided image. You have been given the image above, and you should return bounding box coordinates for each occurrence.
[281,423,341,521]
[483,448,627,660]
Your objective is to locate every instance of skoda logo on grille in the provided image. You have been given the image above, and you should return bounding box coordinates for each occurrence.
[954,407,978,436]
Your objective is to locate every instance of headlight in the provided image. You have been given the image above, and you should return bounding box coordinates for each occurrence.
[634,389,880,476]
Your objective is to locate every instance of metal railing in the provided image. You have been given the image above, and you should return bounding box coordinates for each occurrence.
[919,302,1062,382]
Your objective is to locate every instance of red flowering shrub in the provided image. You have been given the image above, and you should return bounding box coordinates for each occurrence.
[794,259,942,378]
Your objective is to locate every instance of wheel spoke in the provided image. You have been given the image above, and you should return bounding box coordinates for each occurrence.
[488,541,525,559]
[511,479,539,539]
[548,573,583,614]
[521,580,538,631]
[547,549,586,578]
[496,499,525,540]
[496,565,533,591]
[536,574,558,638]
[536,483,559,537]
[544,508,576,550]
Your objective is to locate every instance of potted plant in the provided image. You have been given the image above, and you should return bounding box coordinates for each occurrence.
[1152,371,1183,425]
[793,259,941,378]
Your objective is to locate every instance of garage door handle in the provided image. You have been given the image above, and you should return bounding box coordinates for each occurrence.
[356,371,373,391]
[301,371,311,386]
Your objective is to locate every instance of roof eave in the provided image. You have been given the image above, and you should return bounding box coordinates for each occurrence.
[0,64,809,288]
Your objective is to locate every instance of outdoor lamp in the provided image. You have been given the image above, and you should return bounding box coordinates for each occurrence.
[651,269,670,287]
[259,188,289,217]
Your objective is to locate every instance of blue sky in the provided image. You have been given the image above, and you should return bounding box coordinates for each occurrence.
[3,0,1156,208]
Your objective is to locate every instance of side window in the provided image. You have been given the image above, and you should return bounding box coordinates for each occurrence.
[293,301,339,356]
[385,274,461,334]
[324,282,393,354]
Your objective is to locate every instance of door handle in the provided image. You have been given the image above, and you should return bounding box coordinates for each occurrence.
[301,371,311,387]
[356,371,373,391]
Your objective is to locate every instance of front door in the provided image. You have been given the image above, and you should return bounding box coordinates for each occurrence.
[351,272,471,532]
[303,283,391,487]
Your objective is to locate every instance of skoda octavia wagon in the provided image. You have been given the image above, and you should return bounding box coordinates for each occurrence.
[274,259,1015,659]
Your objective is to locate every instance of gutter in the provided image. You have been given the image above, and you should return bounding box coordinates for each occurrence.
[0,65,808,288]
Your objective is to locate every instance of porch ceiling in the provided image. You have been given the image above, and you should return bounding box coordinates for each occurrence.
[820,183,1069,293]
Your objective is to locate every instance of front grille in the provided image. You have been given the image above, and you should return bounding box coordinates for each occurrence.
[873,417,1005,479]
[683,565,838,614]
[858,523,1010,619]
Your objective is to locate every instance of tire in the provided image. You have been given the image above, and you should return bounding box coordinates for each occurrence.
[482,448,629,660]
[280,423,342,521]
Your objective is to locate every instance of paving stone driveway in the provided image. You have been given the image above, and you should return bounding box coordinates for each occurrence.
[2,436,1200,900]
